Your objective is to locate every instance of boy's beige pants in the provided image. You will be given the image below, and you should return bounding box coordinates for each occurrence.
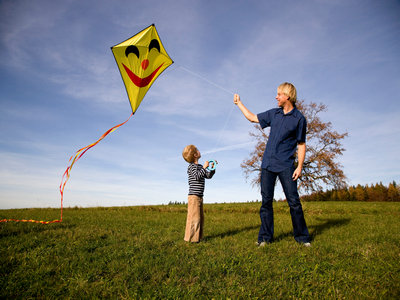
[184,195,204,242]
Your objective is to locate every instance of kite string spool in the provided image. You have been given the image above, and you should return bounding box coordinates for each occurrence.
[207,159,218,171]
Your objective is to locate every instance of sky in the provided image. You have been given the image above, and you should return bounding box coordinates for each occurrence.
[0,0,399,209]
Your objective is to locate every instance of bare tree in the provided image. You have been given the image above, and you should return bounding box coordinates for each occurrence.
[241,100,348,193]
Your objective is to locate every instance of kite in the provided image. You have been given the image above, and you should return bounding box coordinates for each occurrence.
[1,24,173,224]
[111,24,174,114]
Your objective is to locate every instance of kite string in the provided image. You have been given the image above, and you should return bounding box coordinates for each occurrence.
[177,65,235,96]
[176,65,236,152]
[213,104,235,151]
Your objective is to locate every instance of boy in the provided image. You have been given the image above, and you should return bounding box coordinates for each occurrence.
[182,145,215,243]
[233,82,311,247]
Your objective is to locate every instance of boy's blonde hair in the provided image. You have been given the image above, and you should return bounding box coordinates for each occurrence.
[182,145,197,163]
[278,82,297,105]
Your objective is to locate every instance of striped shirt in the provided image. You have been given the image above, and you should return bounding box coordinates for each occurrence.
[187,163,215,197]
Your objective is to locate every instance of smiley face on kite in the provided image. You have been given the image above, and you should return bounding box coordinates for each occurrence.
[122,39,165,88]
[111,24,173,114]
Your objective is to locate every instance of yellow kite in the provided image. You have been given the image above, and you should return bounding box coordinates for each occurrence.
[55,25,173,224]
[111,24,174,114]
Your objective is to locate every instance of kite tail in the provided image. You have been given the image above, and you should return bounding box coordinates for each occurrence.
[0,113,134,225]
[59,112,134,215]
[0,218,61,224]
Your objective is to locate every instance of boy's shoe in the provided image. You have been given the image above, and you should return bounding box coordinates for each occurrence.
[304,242,311,247]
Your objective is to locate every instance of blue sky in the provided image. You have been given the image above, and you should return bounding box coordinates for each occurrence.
[0,0,399,209]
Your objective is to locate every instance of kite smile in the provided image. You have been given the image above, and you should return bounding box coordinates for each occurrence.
[122,63,164,88]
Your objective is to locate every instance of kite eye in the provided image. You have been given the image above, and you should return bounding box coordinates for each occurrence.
[149,39,160,52]
[125,45,140,58]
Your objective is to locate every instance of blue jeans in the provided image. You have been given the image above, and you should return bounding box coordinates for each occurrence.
[258,167,310,243]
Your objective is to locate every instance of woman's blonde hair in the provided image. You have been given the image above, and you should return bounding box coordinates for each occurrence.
[278,82,297,105]
[182,145,198,163]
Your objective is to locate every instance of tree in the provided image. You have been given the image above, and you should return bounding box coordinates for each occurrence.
[350,184,368,201]
[368,182,388,202]
[241,100,348,193]
[388,181,400,202]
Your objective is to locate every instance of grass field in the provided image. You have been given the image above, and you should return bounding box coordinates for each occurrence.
[1,201,399,299]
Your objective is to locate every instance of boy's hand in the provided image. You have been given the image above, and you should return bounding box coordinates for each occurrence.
[203,161,209,169]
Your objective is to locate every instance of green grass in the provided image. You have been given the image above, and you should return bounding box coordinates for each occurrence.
[1,202,399,299]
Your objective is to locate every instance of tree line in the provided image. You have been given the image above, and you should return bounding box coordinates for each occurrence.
[300,181,400,202]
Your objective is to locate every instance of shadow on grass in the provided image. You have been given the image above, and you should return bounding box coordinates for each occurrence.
[203,217,351,242]
[309,217,351,240]
[204,225,259,241]
[240,217,352,243]
[273,217,351,242]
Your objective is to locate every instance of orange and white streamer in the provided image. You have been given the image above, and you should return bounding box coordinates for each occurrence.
[0,113,134,224]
